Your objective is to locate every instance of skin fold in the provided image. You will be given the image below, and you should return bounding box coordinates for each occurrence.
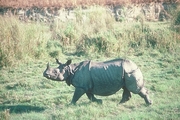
[43,58,152,105]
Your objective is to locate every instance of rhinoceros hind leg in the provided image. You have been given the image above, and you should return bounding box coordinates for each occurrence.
[138,87,152,105]
[86,93,102,104]
[120,86,131,104]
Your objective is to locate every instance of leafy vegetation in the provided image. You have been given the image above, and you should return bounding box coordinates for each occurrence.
[0,6,179,67]
[0,5,180,120]
[172,6,180,32]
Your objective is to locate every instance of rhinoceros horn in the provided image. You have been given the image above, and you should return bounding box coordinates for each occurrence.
[47,62,50,70]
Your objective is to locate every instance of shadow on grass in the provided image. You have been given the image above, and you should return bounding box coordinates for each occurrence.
[0,105,45,113]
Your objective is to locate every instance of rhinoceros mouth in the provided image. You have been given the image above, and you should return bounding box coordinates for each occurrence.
[44,74,51,79]
[44,74,63,81]
[46,75,51,79]
[43,72,50,79]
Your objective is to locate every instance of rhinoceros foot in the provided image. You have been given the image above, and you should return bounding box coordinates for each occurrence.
[138,87,152,105]
[94,99,103,104]
[86,93,102,104]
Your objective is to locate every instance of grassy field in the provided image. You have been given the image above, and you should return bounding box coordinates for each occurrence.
[1,50,180,120]
[0,6,180,120]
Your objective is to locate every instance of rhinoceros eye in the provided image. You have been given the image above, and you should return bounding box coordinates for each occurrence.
[53,69,58,75]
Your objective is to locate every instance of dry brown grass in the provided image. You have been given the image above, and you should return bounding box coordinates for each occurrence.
[0,0,178,8]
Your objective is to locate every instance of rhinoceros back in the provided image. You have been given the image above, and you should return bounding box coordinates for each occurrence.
[90,59,124,96]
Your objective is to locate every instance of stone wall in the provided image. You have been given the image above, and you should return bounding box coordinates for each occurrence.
[0,2,177,23]
[114,2,176,22]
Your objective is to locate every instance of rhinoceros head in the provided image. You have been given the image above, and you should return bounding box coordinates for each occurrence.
[43,59,72,81]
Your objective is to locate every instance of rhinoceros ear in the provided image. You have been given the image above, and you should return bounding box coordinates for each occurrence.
[65,60,72,66]
[56,58,62,65]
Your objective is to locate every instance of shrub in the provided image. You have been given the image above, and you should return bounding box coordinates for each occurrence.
[172,6,180,32]
[0,6,179,68]
[0,16,50,67]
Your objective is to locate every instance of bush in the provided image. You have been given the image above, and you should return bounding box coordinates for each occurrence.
[172,6,180,32]
[0,16,50,67]
[174,10,180,25]
[0,6,179,68]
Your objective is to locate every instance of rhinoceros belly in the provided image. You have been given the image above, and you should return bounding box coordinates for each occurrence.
[92,79,123,96]
[90,61,124,96]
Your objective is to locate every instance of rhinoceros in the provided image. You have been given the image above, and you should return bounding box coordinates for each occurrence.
[43,58,152,105]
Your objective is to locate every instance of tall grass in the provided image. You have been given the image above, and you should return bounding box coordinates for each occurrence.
[0,6,179,68]
[0,16,50,67]
[172,5,180,32]
[53,6,179,57]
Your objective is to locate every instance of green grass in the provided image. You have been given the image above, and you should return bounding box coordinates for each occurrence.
[0,5,180,120]
[0,51,180,120]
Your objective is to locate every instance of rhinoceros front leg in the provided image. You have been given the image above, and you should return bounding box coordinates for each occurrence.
[120,86,131,104]
[86,93,102,104]
[138,87,152,105]
[71,88,85,105]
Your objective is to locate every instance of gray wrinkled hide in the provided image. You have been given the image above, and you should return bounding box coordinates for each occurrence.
[71,61,93,91]
[71,59,143,95]
[43,58,152,105]
[90,59,124,96]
